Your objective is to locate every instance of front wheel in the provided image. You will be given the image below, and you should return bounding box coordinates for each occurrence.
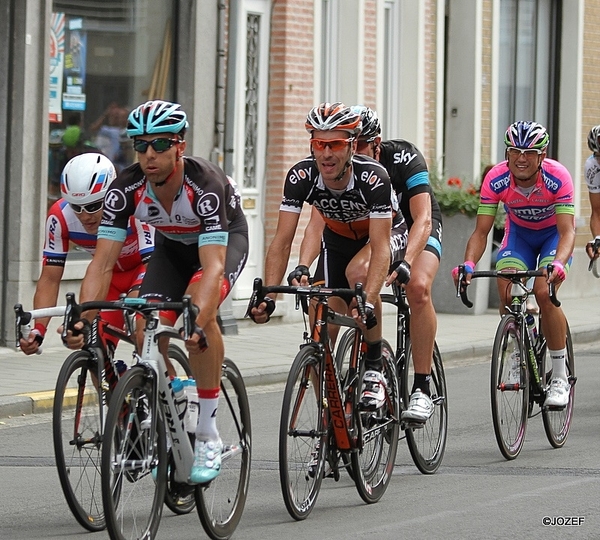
[542,324,575,448]
[101,366,167,540]
[490,315,529,460]
[53,350,105,531]
[279,345,326,521]
[402,341,448,474]
[351,340,399,504]
[196,358,252,540]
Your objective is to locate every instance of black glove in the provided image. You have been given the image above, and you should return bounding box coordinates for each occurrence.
[363,302,378,330]
[287,264,311,285]
[70,318,91,343]
[248,296,276,323]
[390,260,411,285]
[192,325,209,352]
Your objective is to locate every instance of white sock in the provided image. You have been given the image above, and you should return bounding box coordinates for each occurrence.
[548,348,568,383]
[196,396,219,440]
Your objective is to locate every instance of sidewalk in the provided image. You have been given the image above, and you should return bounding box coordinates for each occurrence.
[1,296,599,418]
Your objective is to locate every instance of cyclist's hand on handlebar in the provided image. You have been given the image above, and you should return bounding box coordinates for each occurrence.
[351,300,377,330]
[452,260,475,287]
[546,261,566,284]
[287,264,311,286]
[59,319,90,350]
[185,324,209,354]
[386,260,411,286]
[19,327,44,355]
[248,296,276,324]
[585,237,600,260]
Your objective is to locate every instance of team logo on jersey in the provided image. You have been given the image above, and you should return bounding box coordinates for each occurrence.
[392,150,418,165]
[288,166,313,185]
[104,189,127,212]
[196,193,220,216]
[147,205,160,217]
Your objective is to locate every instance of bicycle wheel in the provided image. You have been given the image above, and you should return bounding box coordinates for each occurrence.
[490,315,529,460]
[196,358,252,540]
[351,340,399,504]
[163,344,196,515]
[279,345,326,520]
[542,324,575,448]
[53,350,105,531]
[402,341,448,474]
[101,366,167,540]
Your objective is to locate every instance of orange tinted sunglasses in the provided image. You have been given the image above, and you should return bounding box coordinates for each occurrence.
[311,138,354,152]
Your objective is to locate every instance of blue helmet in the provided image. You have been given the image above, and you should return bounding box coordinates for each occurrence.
[126,100,188,137]
[504,121,549,150]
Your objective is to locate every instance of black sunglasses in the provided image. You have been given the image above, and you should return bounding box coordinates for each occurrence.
[133,138,179,153]
[70,200,104,214]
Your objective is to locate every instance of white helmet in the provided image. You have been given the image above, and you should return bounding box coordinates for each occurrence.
[60,153,116,205]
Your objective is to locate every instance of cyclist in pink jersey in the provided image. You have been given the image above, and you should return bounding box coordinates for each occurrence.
[453,121,575,409]
[19,153,154,355]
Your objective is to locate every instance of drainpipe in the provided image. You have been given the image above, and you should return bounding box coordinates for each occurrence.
[212,0,238,335]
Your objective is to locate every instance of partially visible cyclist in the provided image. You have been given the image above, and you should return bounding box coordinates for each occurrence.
[298,106,442,423]
[250,102,407,411]
[64,100,249,484]
[453,121,575,408]
[20,152,154,355]
[584,125,600,262]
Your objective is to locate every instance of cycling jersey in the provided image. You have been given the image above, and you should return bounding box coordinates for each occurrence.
[584,154,600,194]
[280,154,403,240]
[378,139,443,229]
[99,156,244,247]
[43,199,154,271]
[478,158,575,229]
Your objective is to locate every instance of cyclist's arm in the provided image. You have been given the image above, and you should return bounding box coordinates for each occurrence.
[463,213,495,273]
[264,210,301,289]
[548,212,576,284]
[298,206,324,268]
[364,216,392,305]
[193,243,226,329]
[589,192,600,238]
[404,191,432,266]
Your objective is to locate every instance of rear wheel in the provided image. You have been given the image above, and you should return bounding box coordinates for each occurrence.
[279,346,326,520]
[490,315,529,460]
[101,366,167,540]
[351,340,399,504]
[402,341,448,474]
[196,358,252,540]
[542,324,575,448]
[53,350,105,531]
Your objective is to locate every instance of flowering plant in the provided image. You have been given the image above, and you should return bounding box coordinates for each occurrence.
[431,175,480,218]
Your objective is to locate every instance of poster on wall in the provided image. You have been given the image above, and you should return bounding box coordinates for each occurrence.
[49,12,65,123]
[62,18,87,111]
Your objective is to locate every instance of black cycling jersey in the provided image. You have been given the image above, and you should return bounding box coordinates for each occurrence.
[281,153,404,240]
[378,139,442,229]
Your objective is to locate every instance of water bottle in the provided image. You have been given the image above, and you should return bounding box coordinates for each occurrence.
[171,377,188,422]
[525,313,538,346]
[183,378,199,434]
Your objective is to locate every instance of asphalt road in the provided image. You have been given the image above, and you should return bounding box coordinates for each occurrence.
[1,344,598,540]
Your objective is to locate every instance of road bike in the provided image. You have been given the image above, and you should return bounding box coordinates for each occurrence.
[456,266,576,459]
[249,278,399,521]
[336,281,448,474]
[14,301,191,532]
[59,293,251,540]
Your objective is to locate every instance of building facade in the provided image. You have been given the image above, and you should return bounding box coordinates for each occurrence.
[1,0,599,344]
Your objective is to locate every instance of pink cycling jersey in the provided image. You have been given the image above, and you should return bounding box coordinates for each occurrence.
[43,199,154,271]
[478,158,574,229]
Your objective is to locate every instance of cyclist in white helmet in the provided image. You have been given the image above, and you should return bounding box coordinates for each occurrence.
[65,100,249,484]
[20,152,154,355]
[584,125,600,261]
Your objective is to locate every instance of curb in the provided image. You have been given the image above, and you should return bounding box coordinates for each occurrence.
[2,326,598,420]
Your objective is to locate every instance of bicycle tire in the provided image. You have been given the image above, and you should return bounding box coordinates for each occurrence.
[279,345,326,520]
[402,341,448,474]
[490,315,529,460]
[163,344,196,515]
[351,340,399,504]
[196,358,252,540]
[101,366,167,540]
[53,350,106,531]
[542,324,575,448]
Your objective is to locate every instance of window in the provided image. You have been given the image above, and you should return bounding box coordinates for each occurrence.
[497,0,561,158]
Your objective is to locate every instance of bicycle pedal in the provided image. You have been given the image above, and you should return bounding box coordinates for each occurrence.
[402,420,425,430]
